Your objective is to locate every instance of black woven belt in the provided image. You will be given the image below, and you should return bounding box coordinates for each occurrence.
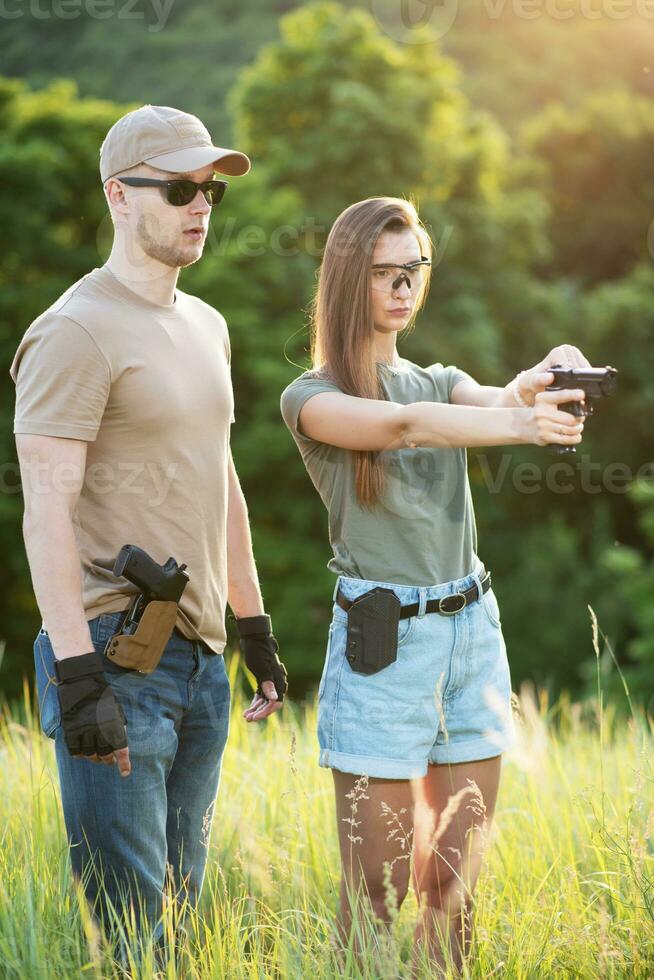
[336,570,492,619]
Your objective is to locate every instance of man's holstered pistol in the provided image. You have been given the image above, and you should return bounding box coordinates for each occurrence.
[92,544,190,673]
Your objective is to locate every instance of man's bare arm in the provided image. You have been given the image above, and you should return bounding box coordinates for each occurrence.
[226,452,265,619]
[226,451,283,722]
[16,433,95,660]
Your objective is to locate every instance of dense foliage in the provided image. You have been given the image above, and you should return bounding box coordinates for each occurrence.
[1,1,652,708]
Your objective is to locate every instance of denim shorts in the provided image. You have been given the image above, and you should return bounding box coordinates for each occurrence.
[317,560,516,779]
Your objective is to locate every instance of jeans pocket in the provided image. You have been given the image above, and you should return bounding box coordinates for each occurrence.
[33,633,61,739]
[481,587,502,629]
[90,610,138,675]
[91,610,128,646]
[318,622,337,702]
[397,615,417,646]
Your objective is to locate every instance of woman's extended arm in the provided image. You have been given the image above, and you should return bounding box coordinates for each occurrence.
[298,389,585,452]
[450,378,519,409]
[450,344,594,409]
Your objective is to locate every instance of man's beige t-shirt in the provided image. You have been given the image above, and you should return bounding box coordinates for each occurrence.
[9,264,235,655]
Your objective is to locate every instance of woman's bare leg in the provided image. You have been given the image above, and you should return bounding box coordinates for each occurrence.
[411,755,503,976]
[332,770,414,949]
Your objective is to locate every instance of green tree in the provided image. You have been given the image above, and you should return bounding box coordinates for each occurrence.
[444,0,654,133]
[228,2,553,692]
[0,73,327,696]
[0,77,128,697]
[232,1,507,227]
[178,172,331,691]
[581,477,654,717]
[0,0,305,143]
[228,1,650,701]
[523,91,654,285]
[1,0,651,705]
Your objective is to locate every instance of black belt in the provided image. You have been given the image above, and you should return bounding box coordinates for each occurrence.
[336,570,492,619]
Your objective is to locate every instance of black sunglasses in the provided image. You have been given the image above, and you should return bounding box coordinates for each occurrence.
[116,177,227,207]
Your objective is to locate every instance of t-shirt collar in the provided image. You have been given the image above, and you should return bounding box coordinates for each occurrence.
[99,265,180,316]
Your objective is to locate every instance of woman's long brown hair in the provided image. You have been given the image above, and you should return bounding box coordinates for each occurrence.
[308,197,433,510]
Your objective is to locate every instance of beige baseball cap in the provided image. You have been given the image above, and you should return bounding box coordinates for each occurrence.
[100,104,251,183]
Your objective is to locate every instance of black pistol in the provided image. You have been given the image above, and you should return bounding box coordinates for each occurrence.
[92,544,189,636]
[545,364,618,456]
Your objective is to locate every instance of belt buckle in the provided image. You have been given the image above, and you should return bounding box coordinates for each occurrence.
[438,592,467,616]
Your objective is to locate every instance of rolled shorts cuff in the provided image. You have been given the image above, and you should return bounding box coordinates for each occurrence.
[428,730,516,766]
[319,748,428,780]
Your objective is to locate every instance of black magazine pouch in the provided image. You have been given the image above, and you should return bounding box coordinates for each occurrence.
[346,587,401,675]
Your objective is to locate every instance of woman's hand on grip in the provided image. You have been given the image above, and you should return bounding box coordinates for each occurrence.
[525,388,586,447]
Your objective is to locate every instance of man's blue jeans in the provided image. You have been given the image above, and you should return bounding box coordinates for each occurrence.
[33,608,231,943]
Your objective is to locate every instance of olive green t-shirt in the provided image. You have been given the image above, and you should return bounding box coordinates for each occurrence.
[10,264,235,654]
[280,358,479,586]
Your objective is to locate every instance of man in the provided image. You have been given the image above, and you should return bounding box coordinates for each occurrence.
[10,104,288,955]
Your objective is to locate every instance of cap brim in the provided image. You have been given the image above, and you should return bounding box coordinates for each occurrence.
[143,144,251,177]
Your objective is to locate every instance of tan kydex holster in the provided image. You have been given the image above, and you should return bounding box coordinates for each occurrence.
[103,600,178,674]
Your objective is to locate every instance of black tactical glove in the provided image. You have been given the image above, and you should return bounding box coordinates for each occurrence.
[231,613,288,702]
[54,651,128,758]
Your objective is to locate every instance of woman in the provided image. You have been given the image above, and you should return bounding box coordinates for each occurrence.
[279,197,589,973]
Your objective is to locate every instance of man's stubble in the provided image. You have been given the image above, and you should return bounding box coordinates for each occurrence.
[136,213,201,270]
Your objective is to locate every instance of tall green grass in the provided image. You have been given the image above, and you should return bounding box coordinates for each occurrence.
[1,629,653,979]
